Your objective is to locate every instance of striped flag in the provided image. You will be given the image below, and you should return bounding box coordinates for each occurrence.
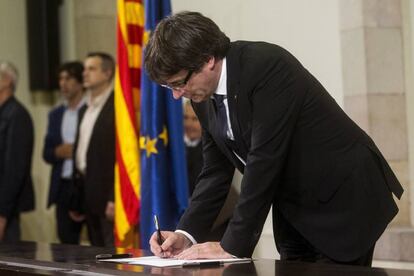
[114,0,144,247]
[139,0,189,249]
[115,0,188,249]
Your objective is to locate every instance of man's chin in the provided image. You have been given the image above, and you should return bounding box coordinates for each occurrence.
[190,98,202,103]
[190,95,209,103]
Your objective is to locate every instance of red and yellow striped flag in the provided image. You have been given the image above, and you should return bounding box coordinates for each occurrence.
[114,0,144,247]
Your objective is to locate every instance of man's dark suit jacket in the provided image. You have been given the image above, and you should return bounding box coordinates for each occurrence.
[43,104,86,208]
[177,41,403,261]
[186,141,203,196]
[43,105,65,208]
[73,92,115,215]
[0,96,34,218]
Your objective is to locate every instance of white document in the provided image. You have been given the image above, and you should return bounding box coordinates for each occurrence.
[99,256,251,267]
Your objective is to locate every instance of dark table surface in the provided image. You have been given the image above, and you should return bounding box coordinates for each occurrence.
[0,241,412,275]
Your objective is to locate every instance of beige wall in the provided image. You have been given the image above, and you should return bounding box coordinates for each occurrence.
[403,0,414,226]
[72,0,116,58]
[172,0,344,105]
[340,0,410,227]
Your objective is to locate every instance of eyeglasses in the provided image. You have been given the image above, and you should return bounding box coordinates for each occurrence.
[161,70,193,91]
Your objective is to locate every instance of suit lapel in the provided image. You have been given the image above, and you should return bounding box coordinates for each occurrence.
[193,43,251,170]
[89,91,114,149]
[55,106,66,144]
[208,98,234,158]
[226,44,249,161]
[194,99,235,163]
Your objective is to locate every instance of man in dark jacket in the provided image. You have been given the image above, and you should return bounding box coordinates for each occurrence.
[43,61,85,244]
[72,52,115,247]
[0,61,34,242]
[145,12,403,267]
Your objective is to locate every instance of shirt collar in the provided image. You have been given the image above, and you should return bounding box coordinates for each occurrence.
[64,96,86,111]
[184,135,201,147]
[213,58,227,97]
[86,85,113,108]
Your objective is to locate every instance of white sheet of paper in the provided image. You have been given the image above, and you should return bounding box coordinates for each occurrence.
[99,256,251,267]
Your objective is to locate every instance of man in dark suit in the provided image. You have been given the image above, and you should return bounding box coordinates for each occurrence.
[0,61,34,242]
[145,12,403,266]
[71,52,115,247]
[43,61,85,244]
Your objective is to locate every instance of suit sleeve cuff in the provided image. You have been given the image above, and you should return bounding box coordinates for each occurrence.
[175,230,237,258]
[175,230,197,245]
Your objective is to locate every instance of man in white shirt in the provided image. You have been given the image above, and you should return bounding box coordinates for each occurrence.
[72,52,115,247]
[144,12,403,267]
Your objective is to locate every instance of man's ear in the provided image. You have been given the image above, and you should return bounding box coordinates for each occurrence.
[207,56,216,70]
[105,69,113,81]
[0,75,12,91]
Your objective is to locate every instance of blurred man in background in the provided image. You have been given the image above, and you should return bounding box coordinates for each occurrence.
[72,52,115,247]
[183,100,203,196]
[43,61,85,244]
[0,61,34,241]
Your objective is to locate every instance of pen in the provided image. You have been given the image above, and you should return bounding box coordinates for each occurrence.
[182,261,223,268]
[95,253,133,260]
[153,214,163,246]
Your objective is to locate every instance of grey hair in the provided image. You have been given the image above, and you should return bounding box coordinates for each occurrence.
[0,61,18,92]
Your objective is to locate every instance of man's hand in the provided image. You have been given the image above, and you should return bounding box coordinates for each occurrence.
[0,216,7,241]
[149,231,192,258]
[175,242,233,259]
[69,211,85,222]
[54,144,73,159]
[105,201,115,221]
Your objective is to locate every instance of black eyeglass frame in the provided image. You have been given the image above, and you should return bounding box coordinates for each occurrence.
[161,70,193,91]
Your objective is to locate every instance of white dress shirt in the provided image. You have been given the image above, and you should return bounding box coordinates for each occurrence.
[184,135,201,147]
[61,98,85,178]
[75,87,112,174]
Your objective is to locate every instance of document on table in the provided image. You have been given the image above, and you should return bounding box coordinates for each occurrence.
[98,256,252,267]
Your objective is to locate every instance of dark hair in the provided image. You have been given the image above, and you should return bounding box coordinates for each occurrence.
[87,52,115,80]
[58,61,84,83]
[144,11,230,84]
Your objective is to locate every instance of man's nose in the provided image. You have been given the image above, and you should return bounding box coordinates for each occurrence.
[172,89,185,99]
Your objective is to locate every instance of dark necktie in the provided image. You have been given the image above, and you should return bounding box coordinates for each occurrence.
[213,94,228,138]
[213,94,243,160]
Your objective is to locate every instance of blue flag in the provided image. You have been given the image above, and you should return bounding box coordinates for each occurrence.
[140,0,189,249]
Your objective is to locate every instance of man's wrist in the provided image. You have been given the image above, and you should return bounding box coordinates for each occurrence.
[175,230,197,246]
